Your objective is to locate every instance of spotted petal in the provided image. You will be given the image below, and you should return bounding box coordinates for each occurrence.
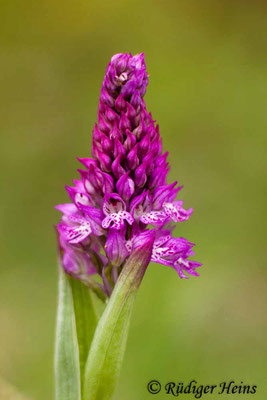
[58,221,92,244]
[140,210,167,225]
[151,236,194,266]
[163,201,193,222]
[153,234,172,248]
[102,211,134,230]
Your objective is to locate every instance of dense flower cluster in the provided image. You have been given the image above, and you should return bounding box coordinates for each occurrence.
[56,53,201,297]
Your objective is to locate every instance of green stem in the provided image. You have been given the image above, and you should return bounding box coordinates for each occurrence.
[83,238,154,400]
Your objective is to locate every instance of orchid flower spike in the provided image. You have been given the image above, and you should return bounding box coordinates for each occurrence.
[56,52,201,298]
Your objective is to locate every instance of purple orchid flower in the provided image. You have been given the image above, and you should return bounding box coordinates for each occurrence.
[56,52,201,298]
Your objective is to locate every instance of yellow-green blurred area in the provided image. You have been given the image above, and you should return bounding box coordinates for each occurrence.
[0,0,266,399]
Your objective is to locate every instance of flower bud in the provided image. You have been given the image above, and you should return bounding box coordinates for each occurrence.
[121,80,137,97]
[95,148,112,172]
[115,94,126,112]
[110,125,124,142]
[105,229,129,267]
[116,172,135,202]
[127,144,139,170]
[98,114,111,134]
[119,112,131,132]
[105,107,119,123]
[130,89,142,108]
[111,155,126,179]
[134,162,147,188]
[114,138,126,159]
[101,88,115,107]
[124,129,136,152]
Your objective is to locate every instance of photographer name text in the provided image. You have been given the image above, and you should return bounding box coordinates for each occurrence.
[147,380,257,397]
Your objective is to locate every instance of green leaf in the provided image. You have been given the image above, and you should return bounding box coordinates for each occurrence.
[70,277,98,397]
[54,267,81,400]
[83,233,154,400]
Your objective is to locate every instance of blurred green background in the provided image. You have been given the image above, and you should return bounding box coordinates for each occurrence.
[0,0,266,399]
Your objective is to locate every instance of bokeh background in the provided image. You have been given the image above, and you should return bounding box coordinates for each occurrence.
[0,0,266,399]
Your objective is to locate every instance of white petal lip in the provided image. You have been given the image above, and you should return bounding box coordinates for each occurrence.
[102,211,134,230]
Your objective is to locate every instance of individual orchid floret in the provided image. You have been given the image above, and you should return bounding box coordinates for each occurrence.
[56,52,201,297]
[58,211,92,244]
[151,235,193,265]
[130,190,167,226]
[79,204,105,236]
[102,193,134,230]
[58,217,92,244]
